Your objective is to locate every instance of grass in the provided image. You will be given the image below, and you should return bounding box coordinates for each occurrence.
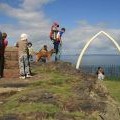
[103,78,120,103]
[0,63,120,119]
[2,74,119,116]
[0,68,75,116]
[15,103,59,114]
[2,102,59,115]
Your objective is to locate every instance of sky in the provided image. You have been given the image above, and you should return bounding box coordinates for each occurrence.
[0,0,120,55]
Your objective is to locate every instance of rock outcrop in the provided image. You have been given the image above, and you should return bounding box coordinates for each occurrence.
[4,46,19,78]
[0,61,119,120]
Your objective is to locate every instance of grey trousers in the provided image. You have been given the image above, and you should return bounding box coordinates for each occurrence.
[19,54,30,76]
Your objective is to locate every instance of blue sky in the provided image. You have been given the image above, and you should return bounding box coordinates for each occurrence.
[44,0,120,28]
[0,0,120,54]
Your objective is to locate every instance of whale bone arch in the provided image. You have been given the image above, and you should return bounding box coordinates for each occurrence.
[76,31,120,69]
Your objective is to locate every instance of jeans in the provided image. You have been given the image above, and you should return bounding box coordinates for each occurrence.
[53,41,61,61]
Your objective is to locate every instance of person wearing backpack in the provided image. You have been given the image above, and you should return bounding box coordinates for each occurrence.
[54,28,65,61]
[0,32,8,78]
[49,22,59,42]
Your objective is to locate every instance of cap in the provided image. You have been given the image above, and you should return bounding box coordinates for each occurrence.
[20,33,28,41]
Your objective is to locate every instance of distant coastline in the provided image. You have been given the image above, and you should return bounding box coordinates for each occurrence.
[62,54,120,56]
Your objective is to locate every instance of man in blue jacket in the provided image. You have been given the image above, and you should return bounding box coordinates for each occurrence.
[54,28,65,61]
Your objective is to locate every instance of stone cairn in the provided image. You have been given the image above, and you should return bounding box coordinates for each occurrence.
[4,46,19,78]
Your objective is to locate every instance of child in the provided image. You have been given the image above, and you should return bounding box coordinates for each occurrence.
[40,45,48,63]
[41,45,48,52]
[28,42,34,62]
[96,67,105,80]
[0,32,8,78]
[16,33,32,79]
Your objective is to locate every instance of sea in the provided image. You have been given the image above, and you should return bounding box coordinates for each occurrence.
[60,54,120,66]
[60,54,120,77]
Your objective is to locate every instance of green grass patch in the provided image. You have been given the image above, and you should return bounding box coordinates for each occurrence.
[32,65,57,74]
[16,103,59,113]
[63,111,85,118]
[50,75,72,86]
[49,85,72,99]
[2,102,59,115]
[31,71,73,88]
[0,74,73,115]
[103,80,120,103]
[105,76,120,81]
[0,64,96,118]
[61,111,97,120]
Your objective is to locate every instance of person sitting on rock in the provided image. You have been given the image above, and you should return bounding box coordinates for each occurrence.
[40,45,48,52]
[39,45,48,63]
[96,67,105,80]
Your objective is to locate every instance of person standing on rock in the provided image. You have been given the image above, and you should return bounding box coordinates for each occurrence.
[50,22,59,42]
[27,42,34,62]
[0,32,8,78]
[54,28,65,61]
[49,22,65,61]
[16,33,32,79]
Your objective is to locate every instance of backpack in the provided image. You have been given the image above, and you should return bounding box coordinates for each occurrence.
[49,23,59,41]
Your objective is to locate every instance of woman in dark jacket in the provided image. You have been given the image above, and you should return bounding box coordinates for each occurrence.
[0,32,8,78]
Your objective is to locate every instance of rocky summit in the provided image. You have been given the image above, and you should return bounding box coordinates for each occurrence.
[0,61,120,120]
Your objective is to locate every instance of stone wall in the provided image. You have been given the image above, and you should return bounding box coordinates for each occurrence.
[4,46,19,78]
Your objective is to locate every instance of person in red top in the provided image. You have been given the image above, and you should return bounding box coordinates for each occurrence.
[0,32,8,78]
[49,22,59,42]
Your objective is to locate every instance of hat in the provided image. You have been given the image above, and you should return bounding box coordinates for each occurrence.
[20,33,28,41]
